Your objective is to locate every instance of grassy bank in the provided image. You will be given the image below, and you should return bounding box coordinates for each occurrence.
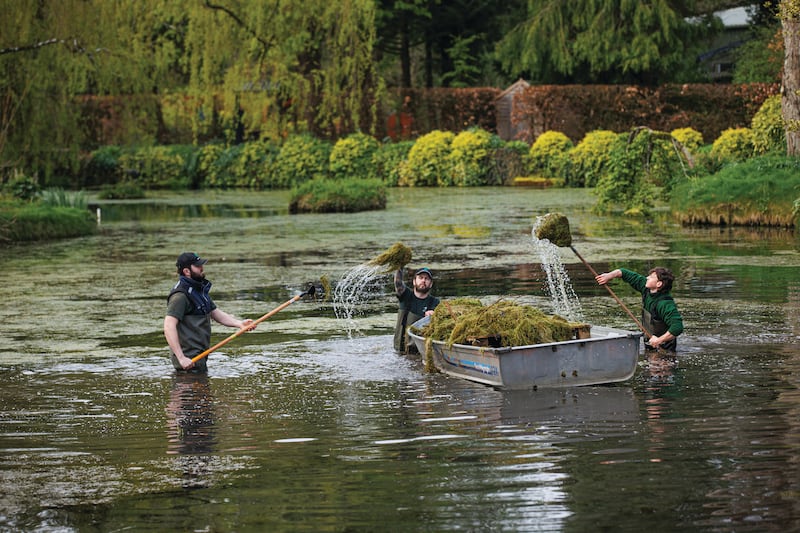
[0,203,97,243]
[289,178,386,214]
[671,156,800,227]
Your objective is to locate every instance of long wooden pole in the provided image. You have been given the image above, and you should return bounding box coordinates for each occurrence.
[569,245,652,340]
[191,286,314,363]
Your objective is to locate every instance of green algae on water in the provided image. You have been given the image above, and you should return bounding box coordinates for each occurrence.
[414,298,588,348]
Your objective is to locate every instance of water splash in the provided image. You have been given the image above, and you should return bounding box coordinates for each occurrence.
[531,217,584,321]
[332,263,387,337]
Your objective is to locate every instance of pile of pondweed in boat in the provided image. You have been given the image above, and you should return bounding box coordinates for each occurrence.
[413,298,589,348]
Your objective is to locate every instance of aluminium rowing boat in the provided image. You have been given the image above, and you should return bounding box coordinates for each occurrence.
[407,315,642,390]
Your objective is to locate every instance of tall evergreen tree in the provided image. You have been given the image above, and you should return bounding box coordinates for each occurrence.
[496,0,718,85]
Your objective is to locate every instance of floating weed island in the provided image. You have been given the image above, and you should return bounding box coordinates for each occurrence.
[289,178,386,214]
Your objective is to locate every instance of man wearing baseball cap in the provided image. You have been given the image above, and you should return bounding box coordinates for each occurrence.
[164,252,254,372]
[393,266,440,353]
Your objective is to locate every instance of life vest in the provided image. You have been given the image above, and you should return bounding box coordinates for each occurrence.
[168,276,213,315]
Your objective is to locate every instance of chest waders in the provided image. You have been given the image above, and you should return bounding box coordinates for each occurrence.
[395,309,425,354]
[642,293,677,352]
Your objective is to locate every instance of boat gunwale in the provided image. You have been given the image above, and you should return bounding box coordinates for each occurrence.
[407,317,642,355]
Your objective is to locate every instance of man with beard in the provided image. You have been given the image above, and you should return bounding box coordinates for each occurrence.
[394,267,439,354]
[164,252,254,372]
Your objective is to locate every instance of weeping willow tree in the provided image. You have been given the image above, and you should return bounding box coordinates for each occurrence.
[0,0,181,180]
[0,0,382,182]
[496,0,717,85]
[187,0,382,140]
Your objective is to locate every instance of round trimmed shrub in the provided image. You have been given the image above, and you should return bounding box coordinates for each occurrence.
[81,146,122,187]
[372,141,413,186]
[398,130,455,186]
[448,128,498,186]
[273,134,332,188]
[568,130,619,187]
[197,144,225,188]
[329,132,380,180]
[118,146,189,189]
[711,128,754,162]
[671,127,704,153]
[751,95,785,155]
[199,144,242,189]
[229,140,280,189]
[529,131,573,179]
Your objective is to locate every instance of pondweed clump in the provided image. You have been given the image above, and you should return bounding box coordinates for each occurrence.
[414,298,588,347]
[368,242,413,272]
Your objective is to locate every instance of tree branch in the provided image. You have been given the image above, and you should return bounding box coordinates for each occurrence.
[0,38,61,55]
[0,37,106,57]
[203,0,273,52]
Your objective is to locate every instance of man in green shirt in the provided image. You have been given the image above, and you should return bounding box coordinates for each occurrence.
[394,267,440,353]
[164,252,254,372]
[595,266,683,351]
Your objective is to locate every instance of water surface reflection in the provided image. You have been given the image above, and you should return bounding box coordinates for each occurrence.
[1,188,799,531]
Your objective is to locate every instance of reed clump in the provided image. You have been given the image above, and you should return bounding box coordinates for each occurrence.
[535,212,572,247]
[368,242,413,272]
[415,298,587,347]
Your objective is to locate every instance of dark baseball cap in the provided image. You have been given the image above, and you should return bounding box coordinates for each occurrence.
[176,252,208,269]
[415,267,433,279]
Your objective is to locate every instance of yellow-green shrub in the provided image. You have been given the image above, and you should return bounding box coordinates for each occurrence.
[711,128,754,162]
[200,144,242,189]
[398,130,455,186]
[447,128,498,186]
[329,132,380,180]
[751,95,785,155]
[229,141,280,189]
[118,146,188,189]
[197,144,225,188]
[529,131,573,179]
[372,141,413,186]
[671,127,704,153]
[272,134,332,188]
[568,130,619,187]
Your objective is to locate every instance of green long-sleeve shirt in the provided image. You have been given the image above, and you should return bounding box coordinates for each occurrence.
[620,268,684,337]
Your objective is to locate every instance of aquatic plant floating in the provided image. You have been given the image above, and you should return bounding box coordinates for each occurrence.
[534,212,572,247]
[368,242,413,272]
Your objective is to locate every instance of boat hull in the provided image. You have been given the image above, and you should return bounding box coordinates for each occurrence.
[408,316,642,389]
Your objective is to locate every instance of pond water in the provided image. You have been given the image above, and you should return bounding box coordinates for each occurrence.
[1,187,799,532]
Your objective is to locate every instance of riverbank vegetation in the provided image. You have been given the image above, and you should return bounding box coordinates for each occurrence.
[0,177,96,242]
[3,1,800,241]
[671,157,800,227]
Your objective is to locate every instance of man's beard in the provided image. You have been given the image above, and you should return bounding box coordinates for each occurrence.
[190,271,206,282]
[414,284,430,296]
